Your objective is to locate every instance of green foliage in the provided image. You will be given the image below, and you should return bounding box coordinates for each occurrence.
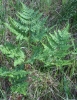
[34,25,73,69]
[60,0,77,20]
[0,2,77,99]
[0,67,28,95]
[5,3,47,43]
[0,67,28,78]
[0,0,5,22]
[0,43,25,66]
[63,76,71,97]
[1,3,48,66]
[62,0,68,5]
[58,0,77,32]
[11,82,28,96]
[0,4,48,97]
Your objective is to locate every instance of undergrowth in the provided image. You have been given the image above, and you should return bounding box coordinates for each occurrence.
[0,1,77,100]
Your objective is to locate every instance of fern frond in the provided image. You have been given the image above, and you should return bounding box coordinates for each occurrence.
[0,43,25,66]
[36,25,72,68]
[0,67,28,95]
[5,4,47,43]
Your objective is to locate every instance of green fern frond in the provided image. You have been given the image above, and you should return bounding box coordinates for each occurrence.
[0,68,28,78]
[35,25,72,68]
[0,43,25,66]
[5,4,47,43]
[1,4,48,67]
[0,67,28,95]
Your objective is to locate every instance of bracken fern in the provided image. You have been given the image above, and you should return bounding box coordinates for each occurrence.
[0,3,48,96]
[34,25,74,71]
[0,3,48,66]
[5,3,47,43]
